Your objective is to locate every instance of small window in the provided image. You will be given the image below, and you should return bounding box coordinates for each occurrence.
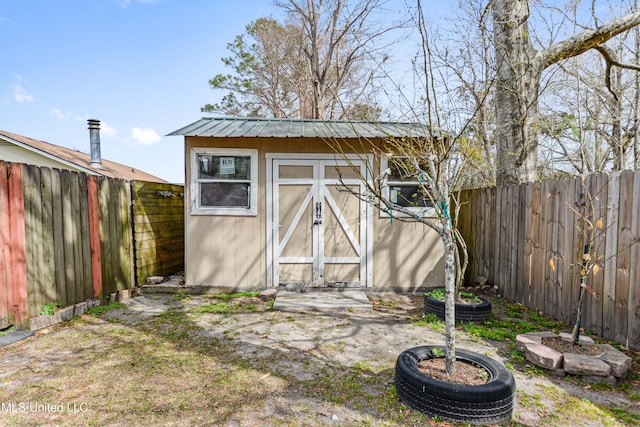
[191,148,258,215]
[381,156,434,217]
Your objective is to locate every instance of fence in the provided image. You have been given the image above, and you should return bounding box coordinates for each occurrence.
[0,160,184,330]
[131,181,184,283]
[458,170,640,349]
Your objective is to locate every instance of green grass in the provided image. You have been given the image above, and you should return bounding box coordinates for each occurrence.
[461,318,542,341]
[85,302,127,317]
[209,291,260,300]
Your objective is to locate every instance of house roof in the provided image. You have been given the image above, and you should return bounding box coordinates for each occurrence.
[0,130,166,183]
[168,117,429,139]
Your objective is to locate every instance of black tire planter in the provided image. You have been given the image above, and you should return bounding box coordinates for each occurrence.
[395,345,516,425]
[424,292,492,323]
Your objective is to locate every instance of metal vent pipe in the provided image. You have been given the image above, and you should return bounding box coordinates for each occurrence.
[88,119,103,169]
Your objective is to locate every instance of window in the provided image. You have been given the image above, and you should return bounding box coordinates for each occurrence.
[381,156,434,217]
[191,148,258,215]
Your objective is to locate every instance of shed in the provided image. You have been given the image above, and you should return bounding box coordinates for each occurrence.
[169,117,444,291]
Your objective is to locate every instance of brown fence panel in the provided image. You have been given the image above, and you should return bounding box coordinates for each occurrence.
[22,166,94,317]
[459,170,640,349]
[131,181,184,285]
[97,177,134,296]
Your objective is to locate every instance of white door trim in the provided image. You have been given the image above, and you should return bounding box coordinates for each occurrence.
[266,153,373,287]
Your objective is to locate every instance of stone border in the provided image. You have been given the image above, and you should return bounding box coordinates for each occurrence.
[516,332,632,384]
[28,288,135,331]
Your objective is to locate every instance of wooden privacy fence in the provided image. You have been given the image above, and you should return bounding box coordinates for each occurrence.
[458,170,640,349]
[0,160,184,330]
[131,181,184,283]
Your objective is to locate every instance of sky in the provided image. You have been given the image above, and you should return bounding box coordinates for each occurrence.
[0,0,453,184]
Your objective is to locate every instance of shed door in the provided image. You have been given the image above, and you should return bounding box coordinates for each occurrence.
[271,158,369,287]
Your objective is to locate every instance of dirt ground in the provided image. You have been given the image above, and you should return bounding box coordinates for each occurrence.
[0,289,638,426]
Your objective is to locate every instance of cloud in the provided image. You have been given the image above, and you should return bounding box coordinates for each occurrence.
[130,127,161,145]
[13,84,32,103]
[100,122,119,138]
[50,108,71,120]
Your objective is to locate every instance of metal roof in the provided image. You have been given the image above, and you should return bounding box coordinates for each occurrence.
[168,117,427,139]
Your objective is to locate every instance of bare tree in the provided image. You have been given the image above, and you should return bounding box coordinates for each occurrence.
[205,0,402,119]
[492,0,640,185]
[276,0,401,119]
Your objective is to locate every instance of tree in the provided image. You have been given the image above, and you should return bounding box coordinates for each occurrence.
[202,19,307,117]
[331,1,482,374]
[492,0,640,185]
[204,0,401,119]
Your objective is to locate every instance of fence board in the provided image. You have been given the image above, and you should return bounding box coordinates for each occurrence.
[603,172,620,340]
[0,162,11,329]
[50,169,67,306]
[629,172,640,348]
[615,171,634,344]
[8,163,28,329]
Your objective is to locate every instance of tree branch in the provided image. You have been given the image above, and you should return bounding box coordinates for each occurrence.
[536,11,640,71]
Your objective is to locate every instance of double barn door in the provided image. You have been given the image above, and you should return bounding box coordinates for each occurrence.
[269,157,370,287]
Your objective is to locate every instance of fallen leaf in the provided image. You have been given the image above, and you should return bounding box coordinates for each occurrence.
[549,259,556,272]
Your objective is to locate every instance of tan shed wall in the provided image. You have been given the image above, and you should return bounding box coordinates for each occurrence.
[184,136,444,290]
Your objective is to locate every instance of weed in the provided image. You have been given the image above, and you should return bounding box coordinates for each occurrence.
[523,364,546,376]
[431,347,444,358]
[85,302,126,317]
[0,325,15,337]
[375,299,400,309]
[41,303,56,316]
[173,293,191,302]
[608,407,640,425]
[425,288,445,300]
[461,318,541,341]
[210,291,260,300]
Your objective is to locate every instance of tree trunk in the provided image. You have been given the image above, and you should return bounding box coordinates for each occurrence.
[492,0,540,185]
[442,216,457,374]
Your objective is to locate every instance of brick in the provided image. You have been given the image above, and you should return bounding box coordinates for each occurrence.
[525,343,563,370]
[58,306,75,321]
[118,289,132,302]
[563,353,611,376]
[259,288,277,301]
[559,332,594,345]
[598,344,632,378]
[516,334,540,351]
[74,302,88,317]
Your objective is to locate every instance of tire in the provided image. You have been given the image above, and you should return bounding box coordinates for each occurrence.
[395,346,516,425]
[424,293,492,323]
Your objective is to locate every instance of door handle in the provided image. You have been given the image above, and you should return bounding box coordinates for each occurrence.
[314,201,322,225]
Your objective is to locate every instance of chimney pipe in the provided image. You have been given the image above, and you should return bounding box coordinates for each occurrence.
[88,119,103,169]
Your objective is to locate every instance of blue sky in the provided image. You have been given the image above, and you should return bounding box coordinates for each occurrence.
[0,0,447,183]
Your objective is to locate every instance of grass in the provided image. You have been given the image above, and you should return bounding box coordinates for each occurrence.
[85,302,127,316]
[1,291,638,427]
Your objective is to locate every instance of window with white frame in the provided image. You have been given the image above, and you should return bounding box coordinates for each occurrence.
[191,148,258,215]
[381,156,434,216]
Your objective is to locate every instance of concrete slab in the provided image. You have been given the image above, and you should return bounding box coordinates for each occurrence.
[272,290,372,313]
[0,330,34,347]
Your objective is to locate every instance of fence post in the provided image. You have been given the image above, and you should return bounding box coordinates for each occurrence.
[7,163,29,329]
[87,175,103,299]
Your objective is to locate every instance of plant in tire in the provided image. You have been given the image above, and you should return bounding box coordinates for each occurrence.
[395,346,516,425]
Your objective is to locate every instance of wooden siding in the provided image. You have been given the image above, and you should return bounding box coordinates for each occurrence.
[184,136,445,289]
[132,181,184,284]
[458,171,640,349]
